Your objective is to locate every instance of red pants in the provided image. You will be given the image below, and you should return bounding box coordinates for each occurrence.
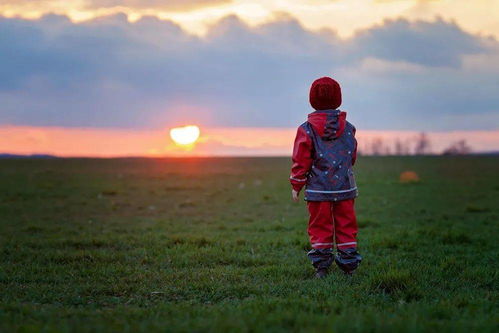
[307,199,358,250]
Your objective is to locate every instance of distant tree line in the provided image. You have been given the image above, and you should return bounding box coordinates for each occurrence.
[358,132,473,156]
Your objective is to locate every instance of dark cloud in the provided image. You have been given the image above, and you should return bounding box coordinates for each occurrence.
[348,18,485,67]
[0,14,497,130]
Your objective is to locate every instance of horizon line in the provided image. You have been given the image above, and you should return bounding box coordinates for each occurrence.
[2,151,499,159]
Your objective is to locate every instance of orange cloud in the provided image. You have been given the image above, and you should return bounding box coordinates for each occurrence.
[1,0,497,39]
[83,0,232,11]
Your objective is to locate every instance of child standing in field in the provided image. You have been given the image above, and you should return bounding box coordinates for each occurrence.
[290,77,362,278]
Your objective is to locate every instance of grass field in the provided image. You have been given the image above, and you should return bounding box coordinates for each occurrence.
[0,156,498,332]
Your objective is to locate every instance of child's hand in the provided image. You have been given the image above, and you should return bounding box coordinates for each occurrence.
[292,189,299,202]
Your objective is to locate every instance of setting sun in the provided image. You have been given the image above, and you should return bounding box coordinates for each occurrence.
[169,125,200,145]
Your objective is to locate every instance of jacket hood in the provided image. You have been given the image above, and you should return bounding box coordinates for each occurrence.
[307,109,347,140]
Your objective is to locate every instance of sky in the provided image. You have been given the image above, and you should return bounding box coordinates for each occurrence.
[1,0,498,155]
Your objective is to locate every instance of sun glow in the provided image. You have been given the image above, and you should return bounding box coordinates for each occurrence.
[169,125,200,145]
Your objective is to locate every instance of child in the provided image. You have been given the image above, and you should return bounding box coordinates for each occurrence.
[290,77,362,278]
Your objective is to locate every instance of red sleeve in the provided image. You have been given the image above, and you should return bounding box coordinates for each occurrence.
[290,126,313,192]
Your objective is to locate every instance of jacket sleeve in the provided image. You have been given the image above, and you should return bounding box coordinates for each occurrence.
[290,126,313,192]
[352,126,358,166]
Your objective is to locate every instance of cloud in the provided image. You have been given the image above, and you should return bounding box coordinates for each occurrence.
[0,13,498,131]
[1,0,232,12]
[83,0,231,11]
[374,0,441,2]
[348,18,486,67]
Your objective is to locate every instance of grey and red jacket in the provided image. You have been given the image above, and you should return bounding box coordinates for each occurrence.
[290,109,358,202]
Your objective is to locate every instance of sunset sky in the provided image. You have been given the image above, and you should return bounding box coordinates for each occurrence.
[1,0,498,156]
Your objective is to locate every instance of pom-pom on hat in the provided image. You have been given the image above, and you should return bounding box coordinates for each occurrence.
[309,77,342,110]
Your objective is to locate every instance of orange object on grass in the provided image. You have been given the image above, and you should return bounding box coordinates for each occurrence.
[400,171,420,183]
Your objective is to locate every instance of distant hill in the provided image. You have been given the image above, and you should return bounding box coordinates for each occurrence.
[0,154,58,159]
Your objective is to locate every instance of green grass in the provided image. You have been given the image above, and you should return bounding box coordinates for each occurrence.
[0,156,498,332]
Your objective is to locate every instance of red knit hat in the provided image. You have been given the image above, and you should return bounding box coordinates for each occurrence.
[309,77,342,110]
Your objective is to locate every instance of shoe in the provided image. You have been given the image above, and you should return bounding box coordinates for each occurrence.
[315,268,328,279]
